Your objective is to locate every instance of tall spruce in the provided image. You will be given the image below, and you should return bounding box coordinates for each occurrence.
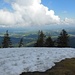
[34,31,45,47]
[57,29,69,47]
[2,30,12,48]
[19,38,24,47]
[45,36,54,47]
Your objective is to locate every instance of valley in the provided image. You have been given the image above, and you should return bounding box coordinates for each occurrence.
[0,29,75,47]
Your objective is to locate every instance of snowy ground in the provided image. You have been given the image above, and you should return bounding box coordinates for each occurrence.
[0,48,75,75]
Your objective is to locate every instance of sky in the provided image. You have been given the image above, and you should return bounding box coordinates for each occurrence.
[42,0,75,19]
[0,0,75,28]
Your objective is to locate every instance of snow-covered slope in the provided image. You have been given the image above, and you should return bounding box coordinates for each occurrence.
[0,48,75,75]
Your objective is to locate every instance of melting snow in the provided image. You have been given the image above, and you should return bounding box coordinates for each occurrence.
[0,47,75,75]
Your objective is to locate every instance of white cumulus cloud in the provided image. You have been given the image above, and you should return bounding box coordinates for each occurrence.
[64,18,75,25]
[0,0,74,27]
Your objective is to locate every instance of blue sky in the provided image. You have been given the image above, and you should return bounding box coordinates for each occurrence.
[0,0,13,11]
[42,0,75,19]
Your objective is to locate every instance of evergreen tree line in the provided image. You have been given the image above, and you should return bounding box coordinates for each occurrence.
[0,29,69,48]
[0,30,24,48]
[34,29,69,47]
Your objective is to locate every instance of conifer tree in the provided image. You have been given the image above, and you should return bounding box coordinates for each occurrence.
[2,30,12,48]
[34,31,45,47]
[45,36,54,47]
[57,29,69,47]
[19,38,24,47]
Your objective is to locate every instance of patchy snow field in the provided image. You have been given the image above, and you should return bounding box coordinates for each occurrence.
[0,48,75,75]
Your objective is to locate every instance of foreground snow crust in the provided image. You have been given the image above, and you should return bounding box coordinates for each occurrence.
[0,48,75,75]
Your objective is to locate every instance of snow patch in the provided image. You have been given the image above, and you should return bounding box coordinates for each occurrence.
[0,48,75,75]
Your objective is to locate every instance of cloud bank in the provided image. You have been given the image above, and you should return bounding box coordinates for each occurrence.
[0,0,75,27]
